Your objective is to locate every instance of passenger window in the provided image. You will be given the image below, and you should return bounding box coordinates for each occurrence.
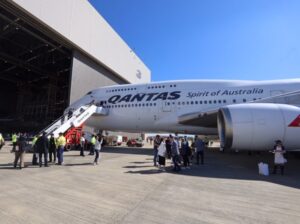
[204,101,207,104]
[213,100,216,104]
[233,99,236,103]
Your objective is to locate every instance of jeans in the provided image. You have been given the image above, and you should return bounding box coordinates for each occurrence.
[90,145,95,155]
[39,151,48,167]
[153,148,158,166]
[183,154,190,167]
[94,150,100,163]
[57,146,64,164]
[172,155,181,171]
[49,147,56,162]
[80,143,85,156]
[196,151,204,164]
[14,151,24,168]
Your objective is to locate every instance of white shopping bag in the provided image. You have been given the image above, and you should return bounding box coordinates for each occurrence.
[258,162,269,176]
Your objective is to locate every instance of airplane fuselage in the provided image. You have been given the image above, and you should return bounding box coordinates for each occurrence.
[68,79,300,134]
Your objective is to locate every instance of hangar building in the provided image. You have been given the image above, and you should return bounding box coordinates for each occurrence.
[0,0,151,132]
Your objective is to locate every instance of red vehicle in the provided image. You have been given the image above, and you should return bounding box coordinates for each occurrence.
[126,139,144,147]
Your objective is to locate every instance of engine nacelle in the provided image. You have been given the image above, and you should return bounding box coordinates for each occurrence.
[217,103,300,151]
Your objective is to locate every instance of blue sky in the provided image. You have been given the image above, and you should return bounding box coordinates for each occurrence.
[89,0,300,82]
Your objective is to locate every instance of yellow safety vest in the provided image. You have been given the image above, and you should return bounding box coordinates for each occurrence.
[32,137,38,146]
[57,136,66,147]
[12,134,17,143]
[91,137,96,145]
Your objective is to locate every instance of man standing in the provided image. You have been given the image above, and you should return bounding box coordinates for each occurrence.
[89,135,96,155]
[153,135,162,166]
[80,133,85,157]
[195,136,205,165]
[36,132,49,167]
[170,135,181,172]
[56,132,66,165]
[13,133,27,169]
[49,134,57,163]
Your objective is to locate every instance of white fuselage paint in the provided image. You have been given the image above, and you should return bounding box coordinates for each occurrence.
[67,79,300,134]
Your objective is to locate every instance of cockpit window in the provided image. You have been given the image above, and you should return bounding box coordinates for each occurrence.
[86,91,92,95]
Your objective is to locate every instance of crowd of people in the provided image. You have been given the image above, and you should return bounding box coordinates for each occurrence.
[0,132,103,169]
[0,132,288,174]
[152,134,207,172]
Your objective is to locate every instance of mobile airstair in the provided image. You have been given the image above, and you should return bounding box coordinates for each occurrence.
[40,104,108,137]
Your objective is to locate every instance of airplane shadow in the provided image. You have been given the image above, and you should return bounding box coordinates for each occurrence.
[125,150,300,189]
[123,165,153,169]
[101,147,153,156]
[64,162,93,166]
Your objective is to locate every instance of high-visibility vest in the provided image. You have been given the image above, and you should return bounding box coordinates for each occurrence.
[91,137,96,145]
[12,134,17,143]
[32,137,38,146]
[57,136,66,147]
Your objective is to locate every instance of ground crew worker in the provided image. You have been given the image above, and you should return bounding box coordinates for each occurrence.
[13,133,26,169]
[12,133,18,151]
[57,133,66,165]
[49,134,57,163]
[89,135,96,155]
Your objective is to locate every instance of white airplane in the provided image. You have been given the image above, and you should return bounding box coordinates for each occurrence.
[45,79,300,151]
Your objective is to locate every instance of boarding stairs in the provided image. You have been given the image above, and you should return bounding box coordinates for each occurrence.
[40,104,108,137]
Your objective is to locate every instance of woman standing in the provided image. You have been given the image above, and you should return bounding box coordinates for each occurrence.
[157,139,167,171]
[271,140,286,175]
[94,135,103,165]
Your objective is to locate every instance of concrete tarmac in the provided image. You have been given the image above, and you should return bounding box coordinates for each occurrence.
[0,143,299,224]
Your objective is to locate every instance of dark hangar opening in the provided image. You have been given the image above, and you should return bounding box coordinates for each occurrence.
[0,5,72,133]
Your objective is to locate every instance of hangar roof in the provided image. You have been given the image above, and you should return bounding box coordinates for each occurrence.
[8,0,151,84]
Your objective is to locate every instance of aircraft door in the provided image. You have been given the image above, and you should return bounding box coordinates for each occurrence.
[161,101,176,112]
[162,101,172,112]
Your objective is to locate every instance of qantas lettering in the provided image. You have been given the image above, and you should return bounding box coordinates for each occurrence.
[108,91,181,104]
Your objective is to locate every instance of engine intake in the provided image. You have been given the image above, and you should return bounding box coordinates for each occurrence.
[217,103,300,151]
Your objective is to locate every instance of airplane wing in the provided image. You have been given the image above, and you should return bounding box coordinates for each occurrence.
[254,89,300,105]
[178,90,300,127]
[178,109,218,127]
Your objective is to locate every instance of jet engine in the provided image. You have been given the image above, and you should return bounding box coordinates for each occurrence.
[217,103,300,151]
